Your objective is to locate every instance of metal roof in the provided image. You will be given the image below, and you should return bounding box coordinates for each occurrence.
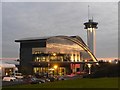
[15,35,86,45]
[15,36,52,42]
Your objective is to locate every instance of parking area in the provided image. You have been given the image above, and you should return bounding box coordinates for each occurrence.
[2,74,83,87]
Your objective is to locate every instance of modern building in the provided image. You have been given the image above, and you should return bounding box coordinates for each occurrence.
[15,35,98,75]
[0,62,18,76]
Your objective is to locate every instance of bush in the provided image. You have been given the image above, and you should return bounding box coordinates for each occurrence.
[85,62,119,78]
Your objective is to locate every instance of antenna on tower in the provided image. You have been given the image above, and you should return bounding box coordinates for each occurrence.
[88,5,94,22]
[88,5,90,21]
[92,16,94,21]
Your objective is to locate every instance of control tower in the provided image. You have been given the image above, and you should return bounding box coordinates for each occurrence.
[84,19,98,55]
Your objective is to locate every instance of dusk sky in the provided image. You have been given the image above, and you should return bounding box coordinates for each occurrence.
[2,1,118,59]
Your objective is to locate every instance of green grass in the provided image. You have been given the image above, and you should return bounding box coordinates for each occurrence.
[3,77,119,88]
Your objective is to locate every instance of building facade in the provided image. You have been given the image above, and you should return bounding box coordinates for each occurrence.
[15,36,98,75]
[0,63,18,76]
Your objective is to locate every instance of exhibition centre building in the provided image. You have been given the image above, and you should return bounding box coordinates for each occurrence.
[15,35,98,75]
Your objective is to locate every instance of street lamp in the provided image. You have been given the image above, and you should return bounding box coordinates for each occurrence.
[87,63,92,74]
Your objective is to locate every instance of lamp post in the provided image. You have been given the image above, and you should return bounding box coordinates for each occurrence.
[87,63,92,74]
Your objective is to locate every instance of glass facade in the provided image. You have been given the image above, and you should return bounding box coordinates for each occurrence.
[32,52,80,62]
[16,36,98,75]
[31,37,86,75]
[33,67,66,76]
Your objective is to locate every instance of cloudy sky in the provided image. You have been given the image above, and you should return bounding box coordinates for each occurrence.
[2,2,118,59]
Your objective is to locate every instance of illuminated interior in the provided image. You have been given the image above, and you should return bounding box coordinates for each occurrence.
[31,36,97,75]
[32,36,97,62]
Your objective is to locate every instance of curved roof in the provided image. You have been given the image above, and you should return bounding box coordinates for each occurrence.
[47,36,97,62]
[15,35,98,62]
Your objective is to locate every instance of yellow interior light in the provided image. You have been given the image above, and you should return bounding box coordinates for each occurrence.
[53,65,58,69]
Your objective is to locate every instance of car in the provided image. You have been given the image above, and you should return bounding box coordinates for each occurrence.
[58,76,66,80]
[24,77,45,84]
[39,78,46,83]
[30,78,42,84]
[67,74,76,77]
[2,76,17,81]
[48,76,55,82]
[14,73,23,79]
[45,78,51,82]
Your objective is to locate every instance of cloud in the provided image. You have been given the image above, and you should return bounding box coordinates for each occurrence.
[2,2,118,58]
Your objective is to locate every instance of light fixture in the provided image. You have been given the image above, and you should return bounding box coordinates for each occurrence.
[53,53,56,56]
[108,60,112,63]
[36,57,39,60]
[87,63,92,74]
[53,65,58,69]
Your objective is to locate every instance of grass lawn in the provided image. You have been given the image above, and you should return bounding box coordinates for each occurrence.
[3,77,119,88]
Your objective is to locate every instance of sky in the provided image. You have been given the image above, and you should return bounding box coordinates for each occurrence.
[1,1,118,59]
